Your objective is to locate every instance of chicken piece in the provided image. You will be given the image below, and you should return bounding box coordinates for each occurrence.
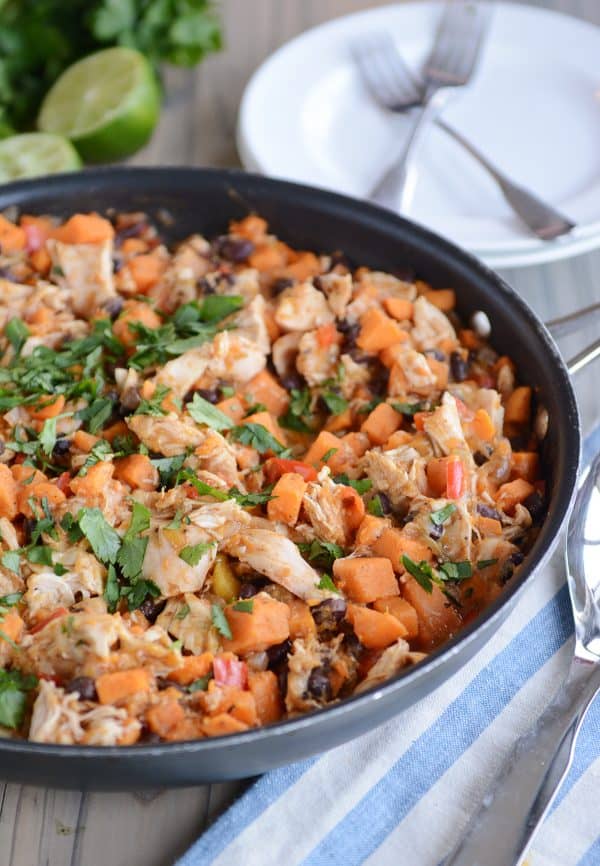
[410,496,473,563]
[302,475,361,546]
[29,680,141,745]
[148,235,212,312]
[142,524,217,597]
[0,279,33,330]
[339,353,370,399]
[23,610,123,679]
[193,429,241,488]
[274,282,334,332]
[357,271,417,301]
[361,447,426,510]
[423,393,470,459]
[272,332,302,379]
[285,636,328,713]
[296,329,340,387]
[187,499,252,540]
[127,412,206,457]
[354,639,425,694]
[24,549,106,616]
[223,529,331,602]
[411,295,456,351]
[317,272,353,318]
[156,594,219,655]
[392,349,437,395]
[47,239,116,318]
[232,294,270,354]
[472,387,505,437]
[224,267,261,302]
[152,346,211,398]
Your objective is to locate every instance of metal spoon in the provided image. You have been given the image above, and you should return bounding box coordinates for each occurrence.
[444,452,600,866]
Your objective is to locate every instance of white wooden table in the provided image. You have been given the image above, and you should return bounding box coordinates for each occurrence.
[2,1,599,864]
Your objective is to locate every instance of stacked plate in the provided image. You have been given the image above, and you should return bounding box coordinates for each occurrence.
[237,2,600,268]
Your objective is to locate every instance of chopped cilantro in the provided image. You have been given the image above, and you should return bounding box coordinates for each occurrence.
[175,603,190,620]
[0,669,37,729]
[392,401,427,417]
[367,495,385,517]
[187,393,233,431]
[198,295,244,322]
[230,423,286,455]
[77,397,114,434]
[229,487,274,507]
[211,603,232,639]
[78,440,113,476]
[152,453,186,488]
[232,599,254,613]
[5,317,30,355]
[120,579,160,611]
[0,592,22,611]
[117,502,151,579]
[103,564,120,613]
[188,674,213,693]
[477,559,498,569]
[321,447,338,463]
[134,384,171,416]
[279,387,313,433]
[61,512,84,544]
[26,546,53,567]
[333,473,372,494]
[1,551,21,575]
[179,542,215,566]
[439,561,473,581]
[299,539,344,571]
[317,574,340,593]
[321,391,348,415]
[402,554,435,593]
[430,503,457,526]
[39,417,58,457]
[357,397,383,415]
[220,385,235,398]
[78,508,121,564]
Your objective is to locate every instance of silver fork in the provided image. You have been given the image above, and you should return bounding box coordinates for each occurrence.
[354,29,576,240]
[365,1,492,212]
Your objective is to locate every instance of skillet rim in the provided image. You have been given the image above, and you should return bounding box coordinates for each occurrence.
[0,166,580,760]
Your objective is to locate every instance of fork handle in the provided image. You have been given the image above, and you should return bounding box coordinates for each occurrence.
[444,655,600,866]
[436,118,575,240]
[370,88,448,211]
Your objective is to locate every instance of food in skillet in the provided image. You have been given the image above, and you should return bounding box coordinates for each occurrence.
[0,210,546,744]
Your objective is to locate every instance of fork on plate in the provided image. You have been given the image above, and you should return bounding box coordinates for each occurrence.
[353,6,575,240]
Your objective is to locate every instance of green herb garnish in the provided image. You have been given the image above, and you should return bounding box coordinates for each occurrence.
[211,603,232,639]
[430,503,457,526]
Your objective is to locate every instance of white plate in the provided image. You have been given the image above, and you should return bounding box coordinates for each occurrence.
[237,2,600,268]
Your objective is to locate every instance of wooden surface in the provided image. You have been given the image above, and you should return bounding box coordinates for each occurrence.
[3,1,599,865]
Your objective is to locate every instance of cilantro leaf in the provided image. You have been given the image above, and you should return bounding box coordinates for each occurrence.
[232,599,254,613]
[120,578,160,611]
[321,447,338,463]
[211,603,233,639]
[321,391,348,415]
[175,603,190,620]
[77,397,114,434]
[134,384,171,416]
[104,564,120,613]
[0,669,37,729]
[39,417,58,457]
[78,508,121,564]
[187,393,234,430]
[402,554,434,593]
[116,502,151,579]
[152,453,186,488]
[5,318,30,355]
[229,487,274,507]
[440,561,473,581]
[198,295,244,322]
[430,503,457,526]
[477,558,498,569]
[279,388,313,433]
[26,546,53,567]
[188,674,213,693]
[367,495,385,517]
[179,542,215,566]
[230,423,286,455]
[299,539,344,571]
[177,470,230,501]
[0,592,22,610]
[392,401,428,417]
[333,473,372,494]
[317,574,340,593]
[1,550,21,574]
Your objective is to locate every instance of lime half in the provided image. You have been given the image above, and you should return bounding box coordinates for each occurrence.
[37,47,161,163]
[0,133,82,183]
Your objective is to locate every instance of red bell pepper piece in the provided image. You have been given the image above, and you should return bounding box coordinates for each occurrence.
[213,655,248,689]
[264,458,317,484]
[446,457,465,499]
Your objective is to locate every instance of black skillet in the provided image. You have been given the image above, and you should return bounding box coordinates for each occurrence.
[0,167,580,789]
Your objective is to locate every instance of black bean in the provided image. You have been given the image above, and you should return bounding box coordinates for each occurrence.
[119,387,141,414]
[280,371,305,392]
[450,351,469,382]
[157,677,185,692]
[369,360,390,395]
[115,221,147,244]
[523,491,545,523]
[197,277,216,295]
[312,597,347,627]
[337,319,360,352]
[138,730,162,745]
[377,492,392,515]
[277,667,288,697]
[23,517,37,544]
[477,503,501,521]
[66,677,98,701]
[510,551,525,566]
[474,450,489,466]
[238,582,259,599]
[104,296,124,319]
[196,387,219,404]
[215,235,255,262]
[271,277,294,296]
[425,348,446,362]
[267,639,292,668]
[0,440,4,456]
[306,666,332,701]
[429,522,444,541]
[140,598,166,624]
[509,434,529,451]
[52,436,71,458]
[328,250,351,270]
[348,346,370,364]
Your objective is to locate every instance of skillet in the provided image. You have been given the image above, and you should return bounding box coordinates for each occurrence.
[0,167,580,789]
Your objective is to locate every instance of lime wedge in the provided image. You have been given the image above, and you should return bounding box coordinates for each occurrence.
[0,133,82,183]
[37,47,161,163]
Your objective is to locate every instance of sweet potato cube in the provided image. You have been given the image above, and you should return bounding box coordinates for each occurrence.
[333,557,399,603]
[373,596,419,639]
[495,478,535,514]
[248,670,283,724]
[245,369,290,416]
[96,668,151,705]
[360,402,403,446]
[346,604,406,649]
[223,595,290,655]
[373,528,432,573]
[402,577,462,650]
[267,472,307,525]
[357,307,405,352]
[504,386,532,425]
[0,464,18,519]
[303,431,341,468]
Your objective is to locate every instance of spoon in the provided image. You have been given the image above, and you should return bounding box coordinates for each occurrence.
[444,452,600,866]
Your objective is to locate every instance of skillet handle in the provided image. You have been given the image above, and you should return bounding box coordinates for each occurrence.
[544,303,600,375]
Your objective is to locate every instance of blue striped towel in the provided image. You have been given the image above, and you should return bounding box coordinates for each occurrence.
[177,430,600,866]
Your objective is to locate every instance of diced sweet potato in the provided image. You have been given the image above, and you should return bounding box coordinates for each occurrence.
[355,514,390,548]
[96,668,151,705]
[69,461,114,500]
[248,242,288,272]
[0,214,27,252]
[167,652,213,686]
[245,369,290,416]
[128,253,167,293]
[333,556,399,603]
[402,577,462,650]
[504,386,532,425]
[361,402,403,446]
[54,213,114,244]
[113,453,159,491]
[472,408,496,441]
[337,484,365,533]
[423,289,455,311]
[267,472,307,525]
[230,214,268,242]
[495,478,535,514]
[325,408,353,433]
[373,528,432,573]
[303,430,341,468]
[0,464,18,519]
[477,516,502,536]
[28,394,65,421]
[287,598,316,639]
[511,451,540,483]
[113,300,162,347]
[215,396,247,424]
[383,297,413,321]
[17,482,66,518]
[223,595,290,655]
[145,698,185,738]
[357,307,405,352]
[373,596,418,639]
[11,464,46,485]
[0,609,24,644]
[201,713,249,736]
[72,430,100,452]
[346,604,406,649]
[248,670,283,724]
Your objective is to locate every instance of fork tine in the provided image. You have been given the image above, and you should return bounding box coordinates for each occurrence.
[352,33,422,110]
[425,1,492,87]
